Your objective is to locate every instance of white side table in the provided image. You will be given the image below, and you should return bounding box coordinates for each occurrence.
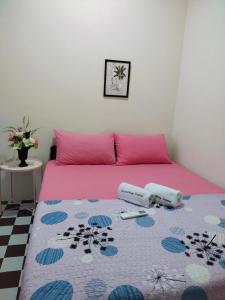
[0,159,43,215]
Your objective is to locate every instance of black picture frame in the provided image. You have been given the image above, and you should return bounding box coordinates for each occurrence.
[103,59,131,98]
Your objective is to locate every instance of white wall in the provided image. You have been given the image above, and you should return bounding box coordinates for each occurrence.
[0,0,187,162]
[0,0,187,201]
[173,0,225,188]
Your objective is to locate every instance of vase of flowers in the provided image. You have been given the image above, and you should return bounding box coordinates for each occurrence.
[3,116,39,167]
[113,65,126,91]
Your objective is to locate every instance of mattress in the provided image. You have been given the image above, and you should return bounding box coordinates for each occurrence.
[20,195,225,299]
[39,161,224,201]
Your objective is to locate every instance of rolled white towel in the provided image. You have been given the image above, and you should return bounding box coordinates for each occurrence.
[118,183,153,208]
[144,183,182,208]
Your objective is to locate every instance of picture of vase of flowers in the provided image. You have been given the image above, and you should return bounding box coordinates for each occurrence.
[103,59,131,98]
[3,116,39,167]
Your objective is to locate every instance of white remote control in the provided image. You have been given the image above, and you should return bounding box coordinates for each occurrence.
[120,210,148,220]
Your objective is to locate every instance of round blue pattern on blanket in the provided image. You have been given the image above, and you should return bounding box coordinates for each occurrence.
[41,211,68,225]
[182,195,191,200]
[85,279,107,299]
[161,237,186,253]
[219,218,225,229]
[44,200,62,205]
[108,285,144,300]
[30,280,73,300]
[181,286,208,300]
[88,215,112,228]
[100,245,118,256]
[35,248,64,265]
[88,199,99,203]
[75,212,89,219]
[135,216,155,227]
[221,200,225,206]
[219,259,225,269]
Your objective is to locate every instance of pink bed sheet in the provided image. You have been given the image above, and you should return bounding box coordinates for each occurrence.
[39,161,224,201]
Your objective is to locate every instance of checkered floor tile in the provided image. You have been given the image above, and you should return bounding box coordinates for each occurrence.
[0,200,35,300]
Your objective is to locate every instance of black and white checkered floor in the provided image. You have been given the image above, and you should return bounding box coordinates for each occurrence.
[0,200,34,300]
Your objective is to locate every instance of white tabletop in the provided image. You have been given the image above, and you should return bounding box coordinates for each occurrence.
[0,159,43,173]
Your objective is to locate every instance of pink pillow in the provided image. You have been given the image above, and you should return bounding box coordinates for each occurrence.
[55,130,116,165]
[115,133,171,165]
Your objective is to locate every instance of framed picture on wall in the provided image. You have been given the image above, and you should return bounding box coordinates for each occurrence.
[103,59,131,98]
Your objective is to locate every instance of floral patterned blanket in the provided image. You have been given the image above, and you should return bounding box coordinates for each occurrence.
[20,195,225,300]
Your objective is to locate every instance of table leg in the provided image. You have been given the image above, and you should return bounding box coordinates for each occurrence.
[41,164,44,179]
[32,170,37,207]
[0,170,2,216]
[10,172,14,204]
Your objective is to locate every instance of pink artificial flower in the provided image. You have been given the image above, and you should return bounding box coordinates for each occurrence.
[34,138,38,149]
[8,132,15,141]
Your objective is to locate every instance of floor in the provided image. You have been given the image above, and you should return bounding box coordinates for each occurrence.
[0,200,34,300]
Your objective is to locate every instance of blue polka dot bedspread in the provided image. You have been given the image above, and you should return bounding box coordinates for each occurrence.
[20,195,225,300]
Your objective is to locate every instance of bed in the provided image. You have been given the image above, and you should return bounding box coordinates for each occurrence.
[20,140,225,299]
[20,195,225,300]
[39,160,224,201]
